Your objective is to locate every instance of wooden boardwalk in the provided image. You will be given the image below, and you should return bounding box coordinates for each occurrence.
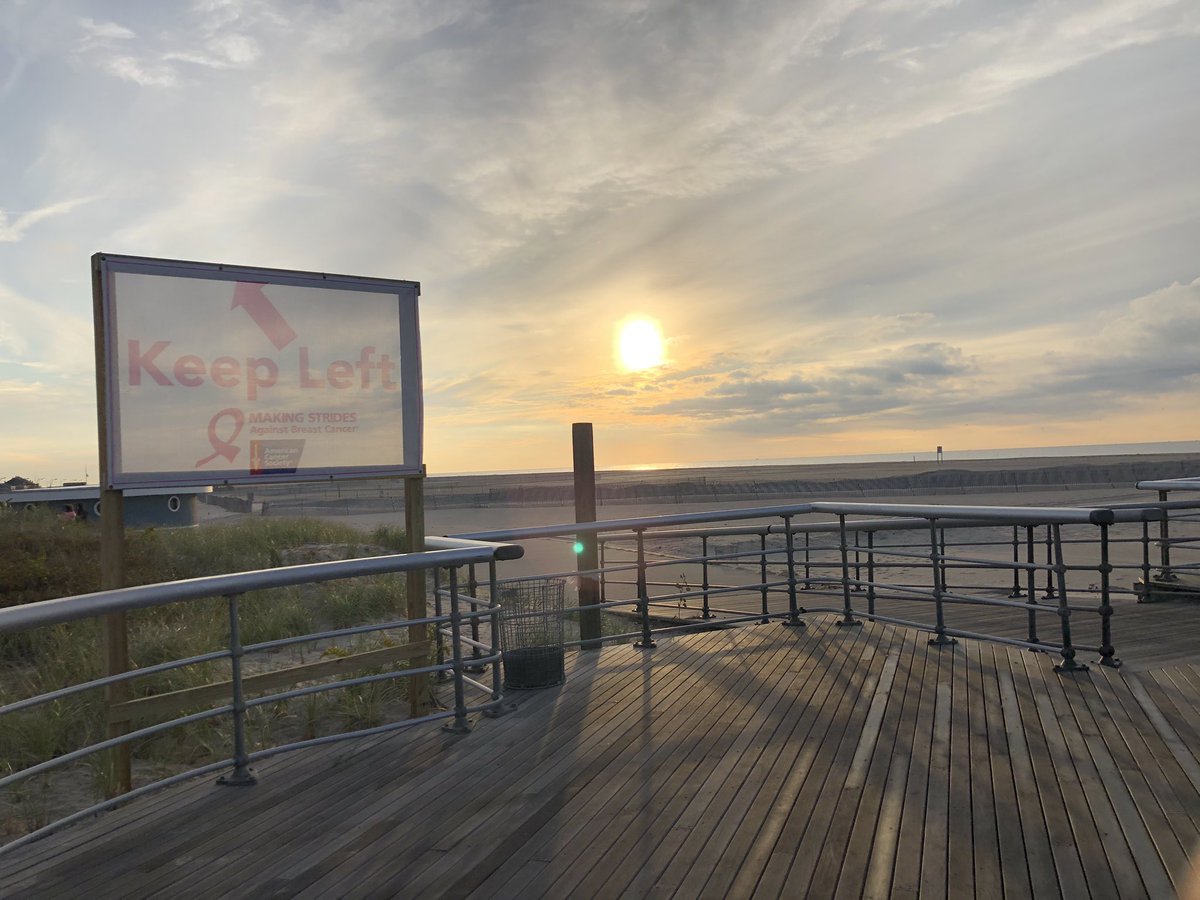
[3,616,1200,898]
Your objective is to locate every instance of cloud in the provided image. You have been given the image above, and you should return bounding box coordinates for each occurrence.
[0,197,94,242]
[74,7,263,88]
[638,342,979,431]
[631,276,1200,440]
[77,17,135,46]
[1043,277,1200,396]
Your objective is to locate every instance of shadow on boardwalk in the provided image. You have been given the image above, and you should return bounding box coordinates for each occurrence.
[3,616,1200,898]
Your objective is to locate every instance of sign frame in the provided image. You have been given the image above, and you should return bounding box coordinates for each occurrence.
[93,252,423,490]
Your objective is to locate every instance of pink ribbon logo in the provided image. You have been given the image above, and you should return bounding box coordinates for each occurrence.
[195,408,245,468]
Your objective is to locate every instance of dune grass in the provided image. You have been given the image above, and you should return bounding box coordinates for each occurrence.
[0,507,415,836]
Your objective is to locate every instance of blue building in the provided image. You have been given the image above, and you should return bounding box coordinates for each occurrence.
[0,485,211,527]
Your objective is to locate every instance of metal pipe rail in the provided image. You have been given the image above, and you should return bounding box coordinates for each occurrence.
[453,498,1182,668]
[0,539,522,855]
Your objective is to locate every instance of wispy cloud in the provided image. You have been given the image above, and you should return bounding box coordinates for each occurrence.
[0,197,94,242]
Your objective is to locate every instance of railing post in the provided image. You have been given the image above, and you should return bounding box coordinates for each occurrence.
[836,515,860,628]
[1051,524,1088,673]
[759,532,770,624]
[1043,526,1057,599]
[599,539,608,605]
[218,593,256,787]
[484,559,513,717]
[634,529,656,648]
[1097,524,1120,668]
[866,530,876,619]
[1158,490,1175,580]
[1139,520,1152,603]
[433,567,450,681]
[1009,526,1024,598]
[928,520,956,647]
[852,530,863,592]
[782,515,804,627]
[1025,525,1040,646]
[444,567,473,732]
[466,563,484,672]
[701,536,714,620]
[939,527,949,593]
[802,532,812,590]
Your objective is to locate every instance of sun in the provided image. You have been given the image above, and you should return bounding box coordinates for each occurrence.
[616,317,665,372]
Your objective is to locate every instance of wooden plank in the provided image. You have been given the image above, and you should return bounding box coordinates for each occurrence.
[546,625,807,899]
[227,639,710,897]
[1104,668,1200,857]
[454,627,785,898]
[11,616,1200,899]
[664,622,876,898]
[1022,652,1120,900]
[946,636,976,899]
[804,641,909,899]
[615,624,845,899]
[966,640,1003,900]
[1008,650,1082,898]
[413,631,776,897]
[830,630,922,899]
[756,630,902,897]
[299,631,749,897]
[72,644,617,897]
[711,625,886,898]
[889,631,944,897]
[918,675,954,898]
[1038,663,1143,899]
[1062,670,1178,897]
[632,619,870,898]
[978,644,1032,900]
[108,639,435,723]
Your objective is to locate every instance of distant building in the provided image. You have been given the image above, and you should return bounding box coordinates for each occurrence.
[1,476,40,491]
[0,485,212,527]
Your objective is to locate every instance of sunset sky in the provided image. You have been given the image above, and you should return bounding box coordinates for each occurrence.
[2,0,1199,483]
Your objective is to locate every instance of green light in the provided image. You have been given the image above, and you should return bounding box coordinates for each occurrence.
[573,541,585,554]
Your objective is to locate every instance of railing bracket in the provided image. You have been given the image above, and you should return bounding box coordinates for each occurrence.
[1054,660,1090,674]
[217,769,257,787]
[484,701,519,718]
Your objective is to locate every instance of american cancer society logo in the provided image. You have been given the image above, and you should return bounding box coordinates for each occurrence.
[250,440,306,475]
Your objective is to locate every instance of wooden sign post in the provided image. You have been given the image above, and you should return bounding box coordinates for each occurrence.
[574,424,602,648]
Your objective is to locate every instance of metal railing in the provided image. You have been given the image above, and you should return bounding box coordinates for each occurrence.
[1135,479,1200,584]
[450,499,1189,672]
[5,493,1198,854]
[0,537,521,854]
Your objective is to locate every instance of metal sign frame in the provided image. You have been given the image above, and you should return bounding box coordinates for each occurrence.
[93,253,423,489]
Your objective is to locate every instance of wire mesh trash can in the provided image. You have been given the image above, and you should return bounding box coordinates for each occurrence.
[499,579,566,690]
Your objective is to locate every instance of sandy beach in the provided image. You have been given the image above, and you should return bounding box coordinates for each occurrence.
[199,449,1200,593]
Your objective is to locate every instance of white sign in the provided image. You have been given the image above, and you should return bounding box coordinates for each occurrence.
[94,254,422,488]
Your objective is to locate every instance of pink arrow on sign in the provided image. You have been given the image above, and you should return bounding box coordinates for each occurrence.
[232,282,297,350]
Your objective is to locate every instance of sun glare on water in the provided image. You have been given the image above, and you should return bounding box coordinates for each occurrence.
[617,317,665,372]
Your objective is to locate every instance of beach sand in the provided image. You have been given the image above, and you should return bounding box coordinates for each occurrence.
[200,450,1199,590]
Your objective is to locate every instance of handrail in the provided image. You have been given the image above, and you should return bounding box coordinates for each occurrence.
[449,500,1160,545]
[447,495,1195,671]
[0,543,523,634]
[1136,477,1200,491]
[0,539,521,853]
